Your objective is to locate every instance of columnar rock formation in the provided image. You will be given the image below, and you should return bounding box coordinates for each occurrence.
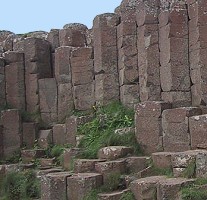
[0,0,207,158]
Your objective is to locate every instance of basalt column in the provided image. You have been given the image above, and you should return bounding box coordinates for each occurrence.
[159,1,191,107]
[55,46,74,122]
[187,0,207,106]
[93,13,120,106]
[4,51,25,110]
[0,58,5,107]
[117,1,139,108]
[24,38,52,113]
[71,47,94,111]
[137,0,161,102]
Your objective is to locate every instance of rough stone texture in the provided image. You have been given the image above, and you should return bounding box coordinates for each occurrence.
[41,172,71,200]
[189,114,207,150]
[21,149,45,163]
[171,150,207,170]
[5,61,25,110]
[38,129,53,149]
[73,83,95,110]
[54,46,72,84]
[126,156,150,173]
[46,29,60,52]
[39,158,55,168]
[137,1,161,102]
[0,109,21,159]
[22,122,37,148]
[162,107,202,152]
[74,159,106,173]
[130,176,166,200]
[67,173,103,200]
[39,78,57,125]
[62,148,82,170]
[159,1,191,106]
[93,13,120,105]
[57,83,74,122]
[98,146,133,160]
[95,159,126,184]
[135,101,172,154]
[65,116,77,146]
[196,151,207,178]
[120,84,139,108]
[24,38,52,113]
[52,124,67,145]
[98,189,130,200]
[152,152,175,169]
[3,51,24,65]
[70,47,94,86]
[95,73,119,105]
[0,58,5,107]
[157,178,194,200]
[59,23,87,47]
[187,0,207,106]
[161,91,192,108]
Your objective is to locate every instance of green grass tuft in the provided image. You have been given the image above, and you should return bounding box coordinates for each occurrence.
[77,102,140,159]
[120,191,135,200]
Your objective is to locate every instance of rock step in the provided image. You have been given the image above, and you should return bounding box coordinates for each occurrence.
[130,176,194,200]
[21,149,45,164]
[98,189,130,200]
[74,158,106,173]
[67,173,103,200]
[41,171,71,200]
[39,158,55,169]
[152,150,207,178]
[98,146,134,160]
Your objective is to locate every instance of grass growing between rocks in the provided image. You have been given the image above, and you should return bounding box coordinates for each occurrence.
[77,102,141,159]
[181,161,196,178]
[0,170,40,200]
[181,178,207,200]
[120,191,135,200]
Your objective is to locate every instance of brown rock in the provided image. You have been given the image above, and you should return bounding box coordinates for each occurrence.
[74,159,106,173]
[38,129,53,149]
[95,73,119,105]
[5,62,25,110]
[98,189,130,200]
[95,159,126,184]
[22,122,38,148]
[3,51,24,64]
[39,78,57,125]
[67,173,103,200]
[196,151,207,178]
[46,29,60,52]
[41,172,71,200]
[157,178,194,200]
[130,176,166,200]
[126,156,150,173]
[1,109,22,158]
[21,149,45,164]
[162,107,202,152]
[189,114,207,149]
[152,152,175,169]
[54,46,72,84]
[135,102,171,154]
[73,83,95,111]
[62,148,82,170]
[52,124,67,145]
[57,83,74,122]
[98,146,133,160]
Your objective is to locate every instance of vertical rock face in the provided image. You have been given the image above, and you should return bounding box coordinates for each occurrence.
[71,47,95,110]
[0,58,5,107]
[162,107,202,152]
[0,109,21,159]
[137,0,161,102]
[117,1,139,107]
[24,38,52,113]
[39,78,57,125]
[93,13,120,105]
[159,1,191,108]
[4,52,25,110]
[135,101,172,154]
[187,0,207,106]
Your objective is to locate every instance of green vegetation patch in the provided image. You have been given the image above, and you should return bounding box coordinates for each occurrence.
[0,170,40,200]
[77,102,141,159]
